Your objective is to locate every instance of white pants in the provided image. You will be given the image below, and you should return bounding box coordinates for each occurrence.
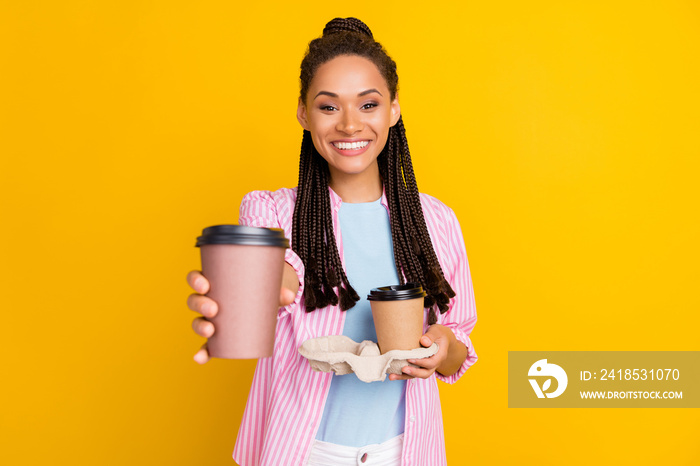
[305,434,403,466]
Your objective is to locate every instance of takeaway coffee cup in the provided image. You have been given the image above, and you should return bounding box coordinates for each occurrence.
[195,225,289,359]
[368,283,427,354]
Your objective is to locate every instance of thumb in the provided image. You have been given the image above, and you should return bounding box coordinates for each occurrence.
[279,286,296,307]
[421,325,443,347]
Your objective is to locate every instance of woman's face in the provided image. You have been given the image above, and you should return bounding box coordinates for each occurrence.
[297,55,401,184]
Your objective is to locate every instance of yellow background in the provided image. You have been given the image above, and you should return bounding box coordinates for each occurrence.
[1,1,698,465]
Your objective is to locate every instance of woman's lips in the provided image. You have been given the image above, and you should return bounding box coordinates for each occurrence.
[331,140,371,156]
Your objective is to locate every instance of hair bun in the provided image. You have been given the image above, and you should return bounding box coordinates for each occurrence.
[323,17,373,39]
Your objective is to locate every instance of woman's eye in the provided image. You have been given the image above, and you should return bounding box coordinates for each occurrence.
[320,105,337,111]
[361,103,378,110]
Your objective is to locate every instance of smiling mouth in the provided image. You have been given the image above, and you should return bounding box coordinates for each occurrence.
[332,140,370,150]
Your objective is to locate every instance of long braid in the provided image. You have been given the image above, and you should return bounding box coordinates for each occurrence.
[385,118,456,324]
[294,17,456,322]
[384,125,423,285]
[292,130,360,312]
[381,133,406,281]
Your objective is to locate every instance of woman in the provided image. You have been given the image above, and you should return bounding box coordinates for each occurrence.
[187,17,478,466]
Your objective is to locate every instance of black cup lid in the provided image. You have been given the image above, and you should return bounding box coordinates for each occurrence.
[367,283,427,301]
[195,224,289,248]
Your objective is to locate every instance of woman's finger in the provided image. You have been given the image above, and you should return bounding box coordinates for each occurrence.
[389,372,414,381]
[187,293,218,318]
[280,287,296,307]
[194,342,210,364]
[407,355,439,370]
[401,365,434,379]
[192,316,215,338]
[186,270,210,294]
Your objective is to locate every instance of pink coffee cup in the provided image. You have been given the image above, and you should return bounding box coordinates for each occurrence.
[196,225,289,359]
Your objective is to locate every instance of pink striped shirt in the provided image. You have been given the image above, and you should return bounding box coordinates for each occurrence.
[233,186,478,466]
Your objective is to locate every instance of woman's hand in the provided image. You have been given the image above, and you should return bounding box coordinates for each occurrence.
[187,264,299,364]
[388,324,467,380]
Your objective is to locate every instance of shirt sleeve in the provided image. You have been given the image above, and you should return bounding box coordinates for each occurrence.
[238,190,305,316]
[434,204,478,384]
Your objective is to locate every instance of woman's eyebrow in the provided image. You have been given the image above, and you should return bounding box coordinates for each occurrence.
[313,88,383,100]
[358,88,382,97]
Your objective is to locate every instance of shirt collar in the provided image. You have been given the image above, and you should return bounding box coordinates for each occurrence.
[328,185,389,212]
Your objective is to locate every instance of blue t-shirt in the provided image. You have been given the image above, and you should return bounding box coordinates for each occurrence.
[315,197,406,447]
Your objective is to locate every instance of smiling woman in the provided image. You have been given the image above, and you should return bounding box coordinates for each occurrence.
[186,16,478,466]
[296,55,401,202]
[290,24,460,319]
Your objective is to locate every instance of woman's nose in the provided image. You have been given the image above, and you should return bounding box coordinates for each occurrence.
[336,109,363,134]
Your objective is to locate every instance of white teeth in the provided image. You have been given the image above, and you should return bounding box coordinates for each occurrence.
[333,140,369,150]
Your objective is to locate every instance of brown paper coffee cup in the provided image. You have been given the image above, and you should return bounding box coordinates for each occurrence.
[196,225,289,359]
[368,284,427,354]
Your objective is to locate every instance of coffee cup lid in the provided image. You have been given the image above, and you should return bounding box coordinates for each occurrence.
[367,283,427,301]
[195,224,289,248]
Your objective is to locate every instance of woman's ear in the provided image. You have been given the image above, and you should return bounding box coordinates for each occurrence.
[390,96,401,127]
[297,98,310,130]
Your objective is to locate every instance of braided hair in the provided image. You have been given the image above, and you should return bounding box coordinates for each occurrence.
[293,17,455,325]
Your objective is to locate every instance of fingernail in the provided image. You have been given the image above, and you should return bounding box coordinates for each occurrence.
[194,278,204,291]
[202,302,211,315]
